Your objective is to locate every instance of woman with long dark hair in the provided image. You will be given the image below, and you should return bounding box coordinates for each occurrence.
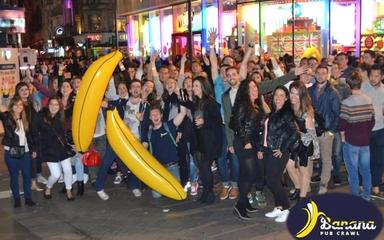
[286,81,319,201]
[192,76,222,204]
[32,96,75,200]
[229,78,265,220]
[263,86,299,223]
[15,82,46,191]
[0,96,36,208]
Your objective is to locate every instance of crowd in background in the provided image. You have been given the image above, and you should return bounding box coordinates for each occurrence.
[1,28,384,223]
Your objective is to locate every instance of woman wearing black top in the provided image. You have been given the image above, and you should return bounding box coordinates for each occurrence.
[0,96,36,208]
[15,82,44,191]
[192,76,222,204]
[32,96,75,200]
[230,79,265,220]
[263,86,299,223]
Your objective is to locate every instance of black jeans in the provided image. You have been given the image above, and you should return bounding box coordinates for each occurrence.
[233,137,259,208]
[264,148,289,210]
[194,151,214,194]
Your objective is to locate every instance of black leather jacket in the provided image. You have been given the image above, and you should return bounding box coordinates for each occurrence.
[265,104,299,152]
[229,104,264,151]
[0,112,34,150]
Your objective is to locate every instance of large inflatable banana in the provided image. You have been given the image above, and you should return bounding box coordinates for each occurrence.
[302,47,321,62]
[72,50,186,200]
[106,109,187,200]
[72,51,123,152]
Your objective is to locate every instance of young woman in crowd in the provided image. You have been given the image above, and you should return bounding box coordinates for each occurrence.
[32,96,75,201]
[32,79,85,195]
[192,76,222,204]
[15,82,46,191]
[263,86,299,223]
[229,78,265,220]
[1,96,36,208]
[286,81,319,202]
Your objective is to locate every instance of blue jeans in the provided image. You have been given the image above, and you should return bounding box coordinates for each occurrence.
[332,132,342,179]
[4,150,32,201]
[72,153,84,181]
[186,143,198,182]
[343,142,371,200]
[370,128,384,187]
[217,129,239,187]
[95,144,140,191]
[152,164,180,198]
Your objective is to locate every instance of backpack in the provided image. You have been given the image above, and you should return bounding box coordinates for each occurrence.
[147,122,177,153]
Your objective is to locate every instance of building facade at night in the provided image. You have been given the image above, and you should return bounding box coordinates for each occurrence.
[117,0,384,60]
[39,0,126,57]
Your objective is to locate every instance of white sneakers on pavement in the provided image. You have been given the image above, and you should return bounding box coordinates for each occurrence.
[265,207,290,222]
[132,188,142,197]
[97,190,110,200]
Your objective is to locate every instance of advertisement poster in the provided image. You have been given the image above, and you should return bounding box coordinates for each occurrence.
[0,48,20,96]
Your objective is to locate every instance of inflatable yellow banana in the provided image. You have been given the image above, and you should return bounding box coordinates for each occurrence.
[106,109,187,200]
[303,47,321,62]
[72,51,123,152]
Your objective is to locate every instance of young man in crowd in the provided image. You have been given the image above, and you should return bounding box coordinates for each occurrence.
[361,64,384,197]
[308,64,341,194]
[142,101,187,198]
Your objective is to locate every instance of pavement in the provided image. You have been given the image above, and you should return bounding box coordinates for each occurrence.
[0,157,383,240]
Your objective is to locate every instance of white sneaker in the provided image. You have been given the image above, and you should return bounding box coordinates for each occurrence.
[132,188,142,197]
[37,175,48,185]
[113,175,122,185]
[265,207,283,218]
[184,181,191,192]
[318,185,328,195]
[97,190,109,200]
[275,209,290,223]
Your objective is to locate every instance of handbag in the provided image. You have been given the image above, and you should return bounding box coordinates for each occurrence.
[9,146,25,159]
[50,124,76,158]
[82,147,101,167]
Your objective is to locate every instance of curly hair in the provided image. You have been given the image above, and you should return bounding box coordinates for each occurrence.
[232,78,264,115]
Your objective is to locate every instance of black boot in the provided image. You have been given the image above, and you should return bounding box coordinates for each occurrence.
[289,189,300,200]
[197,190,208,203]
[233,203,251,221]
[77,181,84,196]
[14,198,21,208]
[245,201,258,213]
[205,191,215,204]
[25,198,36,207]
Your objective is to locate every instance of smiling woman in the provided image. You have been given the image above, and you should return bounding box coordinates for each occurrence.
[0,96,36,208]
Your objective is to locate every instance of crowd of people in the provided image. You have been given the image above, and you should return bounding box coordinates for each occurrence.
[1,28,384,223]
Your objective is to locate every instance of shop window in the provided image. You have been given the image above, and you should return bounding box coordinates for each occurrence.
[220,0,236,55]
[293,0,329,60]
[149,10,161,53]
[237,2,260,48]
[361,0,384,53]
[331,0,357,54]
[160,7,173,58]
[127,15,140,56]
[261,1,293,58]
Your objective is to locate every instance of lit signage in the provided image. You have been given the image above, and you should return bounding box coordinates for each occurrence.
[87,34,102,41]
[119,33,127,41]
[55,26,64,36]
[0,9,25,33]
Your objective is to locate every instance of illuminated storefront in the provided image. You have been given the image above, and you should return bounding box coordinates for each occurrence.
[120,0,380,60]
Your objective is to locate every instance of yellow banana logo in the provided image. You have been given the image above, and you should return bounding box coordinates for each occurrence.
[72,51,123,152]
[296,200,328,238]
[72,51,186,200]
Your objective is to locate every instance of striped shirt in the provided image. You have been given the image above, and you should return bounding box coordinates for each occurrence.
[339,93,375,146]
